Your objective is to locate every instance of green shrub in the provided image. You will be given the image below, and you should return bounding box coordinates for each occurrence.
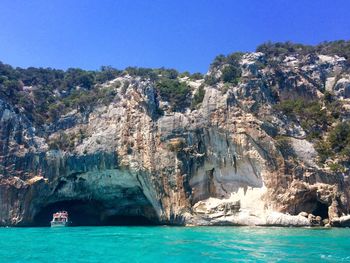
[179,71,190,78]
[275,136,296,159]
[97,86,117,105]
[191,85,205,109]
[156,78,190,112]
[328,163,346,173]
[48,102,64,121]
[210,52,243,68]
[114,80,122,89]
[125,67,155,80]
[207,52,242,85]
[189,72,204,80]
[256,41,313,58]
[204,75,219,86]
[226,52,244,65]
[274,99,329,139]
[324,91,334,104]
[315,140,332,163]
[274,99,304,117]
[328,122,350,154]
[315,121,350,164]
[211,54,226,68]
[96,66,122,83]
[327,100,342,120]
[221,65,241,84]
[154,68,178,79]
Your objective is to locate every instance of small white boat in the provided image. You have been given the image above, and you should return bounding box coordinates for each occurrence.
[50,211,69,227]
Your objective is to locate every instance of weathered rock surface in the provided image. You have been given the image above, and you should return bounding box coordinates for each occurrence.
[1,51,350,227]
[330,215,350,227]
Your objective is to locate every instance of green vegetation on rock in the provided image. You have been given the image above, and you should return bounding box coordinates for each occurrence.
[256,40,350,63]
[221,65,241,84]
[0,62,122,125]
[316,121,350,168]
[275,136,296,159]
[274,99,329,139]
[206,52,242,85]
[191,85,205,109]
[156,78,190,112]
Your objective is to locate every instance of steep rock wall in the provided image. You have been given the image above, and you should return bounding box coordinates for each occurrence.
[1,52,350,226]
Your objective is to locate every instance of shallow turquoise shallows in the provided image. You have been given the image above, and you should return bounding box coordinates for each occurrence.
[1,226,350,262]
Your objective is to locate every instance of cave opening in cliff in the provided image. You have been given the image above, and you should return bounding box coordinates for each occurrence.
[312,201,329,219]
[32,199,157,226]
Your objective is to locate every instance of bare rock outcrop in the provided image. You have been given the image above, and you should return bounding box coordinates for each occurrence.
[1,49,350,227]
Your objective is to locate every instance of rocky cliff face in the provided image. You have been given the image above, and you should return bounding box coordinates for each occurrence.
[1,47,350,226]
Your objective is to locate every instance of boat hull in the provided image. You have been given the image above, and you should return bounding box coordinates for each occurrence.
[50,221,68,227]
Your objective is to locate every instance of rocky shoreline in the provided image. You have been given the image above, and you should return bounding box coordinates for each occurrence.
[187,195,350,228]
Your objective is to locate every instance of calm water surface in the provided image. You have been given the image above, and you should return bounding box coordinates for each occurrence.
[0,226,350,262]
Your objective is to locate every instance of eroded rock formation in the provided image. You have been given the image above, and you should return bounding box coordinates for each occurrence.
[1,49,350,226]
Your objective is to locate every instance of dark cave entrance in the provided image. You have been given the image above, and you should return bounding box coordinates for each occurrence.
[312,201,329,219]
[33,199,157,227]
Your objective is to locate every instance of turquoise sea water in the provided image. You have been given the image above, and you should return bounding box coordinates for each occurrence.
[0,226,350,262]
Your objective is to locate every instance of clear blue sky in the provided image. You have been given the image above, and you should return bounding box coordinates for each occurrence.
[0,0,349,73]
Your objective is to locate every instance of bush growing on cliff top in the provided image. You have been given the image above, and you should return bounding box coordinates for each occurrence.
[96,66,122,83]
[315,40,350,63]
[210,52,243,69]
[256,41,314,58]
[207,52,242,85]
[221,65,241,84]
[124,67,182,81]
[0,61,126,126]
[156,78,190,112]
[125,67,158,81]
[257,40,350,63]
[189,72,204,80]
